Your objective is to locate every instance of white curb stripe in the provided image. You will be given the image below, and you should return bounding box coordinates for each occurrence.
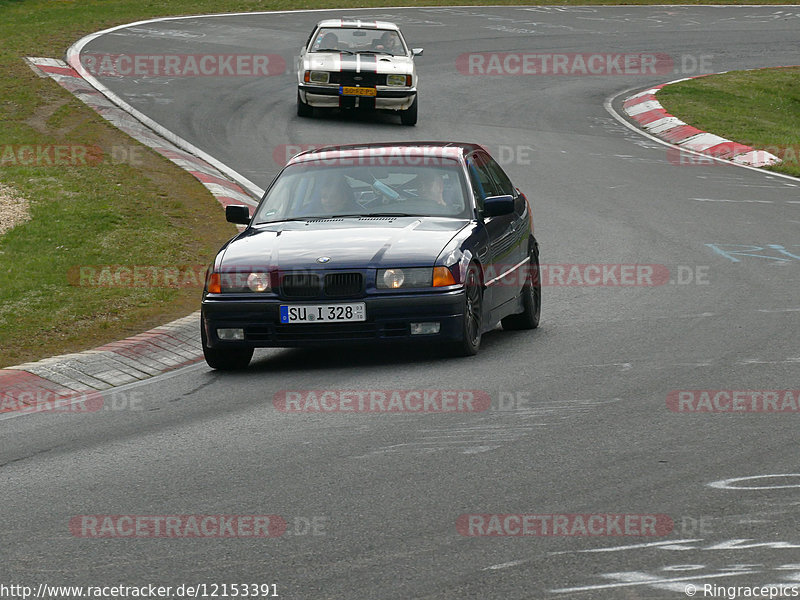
[680,133,729,152]
[644,117,685,133]
[626,100,662,116]
[617,72,787,171]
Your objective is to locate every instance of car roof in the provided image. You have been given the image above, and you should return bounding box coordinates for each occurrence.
[286,142,487,166]
[315,19,401,31]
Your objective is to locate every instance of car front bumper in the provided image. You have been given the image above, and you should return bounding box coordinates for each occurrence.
[202,289,464,348]
[298,84,416,111]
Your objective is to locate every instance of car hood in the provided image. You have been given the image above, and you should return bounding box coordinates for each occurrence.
[218,217,468,271]
[303,52,414,74]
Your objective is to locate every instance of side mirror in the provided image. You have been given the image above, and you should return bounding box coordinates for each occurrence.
[412,48,424,57]
[226,205,251,225]
[482,195,514,217]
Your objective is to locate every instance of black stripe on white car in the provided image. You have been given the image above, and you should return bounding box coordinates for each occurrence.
[340,53,358,72]
[358,54,378,73]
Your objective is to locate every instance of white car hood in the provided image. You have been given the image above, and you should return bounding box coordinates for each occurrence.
[303,52,414,74]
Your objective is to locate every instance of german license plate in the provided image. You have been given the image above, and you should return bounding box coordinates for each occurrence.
[340,86,376,97]
[280,303,366,324]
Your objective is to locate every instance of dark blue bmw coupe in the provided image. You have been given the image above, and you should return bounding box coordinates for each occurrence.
[201,142,540,369]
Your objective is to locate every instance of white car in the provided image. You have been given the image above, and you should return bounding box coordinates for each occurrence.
[297,19,422,126]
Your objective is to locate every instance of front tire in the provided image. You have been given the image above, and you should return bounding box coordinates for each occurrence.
[297,91,313,118]
[502,242,541,330]
[452,263,483,356]
[400,95,418,126]
[202,326,253,370]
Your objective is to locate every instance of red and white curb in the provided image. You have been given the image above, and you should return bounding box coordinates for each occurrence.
[622,78,781,168]
[1,313,202,415]
[24,57,259,210]
[1,57,262,416]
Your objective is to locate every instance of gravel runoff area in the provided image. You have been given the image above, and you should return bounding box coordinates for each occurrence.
[0,182,30,236]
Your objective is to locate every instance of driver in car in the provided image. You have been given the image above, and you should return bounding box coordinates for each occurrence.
[373,31,401,54]
[318,176,355,215]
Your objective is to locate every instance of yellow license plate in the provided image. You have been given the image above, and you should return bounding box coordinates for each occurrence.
[340,86,377,97]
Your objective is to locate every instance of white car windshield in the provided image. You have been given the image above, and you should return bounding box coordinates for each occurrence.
[310,28,406,56]
[253,159,470,224]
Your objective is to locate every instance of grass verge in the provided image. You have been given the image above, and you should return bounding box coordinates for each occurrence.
[657,67,800,177]
[0,0,797,367]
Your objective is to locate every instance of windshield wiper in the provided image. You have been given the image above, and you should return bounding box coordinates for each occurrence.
[356,50,394,56]
[314,48,354,54]
[361,212,418,217]
[255,217,311,225]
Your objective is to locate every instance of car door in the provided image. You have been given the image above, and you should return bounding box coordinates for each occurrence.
[466,151,521,309]
[482,153,529,294]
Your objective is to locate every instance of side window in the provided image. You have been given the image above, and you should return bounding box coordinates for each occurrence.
[483,155,516,197]
[466,160,485,211]
[466,153,500,210]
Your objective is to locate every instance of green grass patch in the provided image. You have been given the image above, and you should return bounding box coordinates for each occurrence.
[1,0,798,367]
[657,67,800,177]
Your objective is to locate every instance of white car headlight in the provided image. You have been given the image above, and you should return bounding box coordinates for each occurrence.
[386,74,411,86]
[306,70,330,84]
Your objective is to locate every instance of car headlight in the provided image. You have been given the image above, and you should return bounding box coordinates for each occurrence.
[386,74,411,86]
[205,271,272,293]
[376,267,455,289]
[305,70,330,84]
[246,272,271,292]
[378,268,428,289]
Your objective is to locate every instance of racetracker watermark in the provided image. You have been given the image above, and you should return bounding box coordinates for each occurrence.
[1,144,102,167]
[0,144,148,167]
[457,52,678,76]
[273,145,462,167]
[0,390,145,414]
[274,390,491,413]
[68,265,208,288]
[69,515,287,538]
[489,264,708,286]
[456,514,674,536]
[79,53,286,77]
[668,145,798,167]
[273,143,536,167]
[667,390,800,412]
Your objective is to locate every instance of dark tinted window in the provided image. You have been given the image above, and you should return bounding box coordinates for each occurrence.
[483,154,515,197]
[466,154,500,209]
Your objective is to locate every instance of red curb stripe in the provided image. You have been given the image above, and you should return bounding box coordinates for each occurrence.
[37,65,79,77]
[623,94,656,109]
[191,171,243,191]
[631,108,669,125]
[0,370,75,414]
[661,125,705,144]
[701,141,755,160]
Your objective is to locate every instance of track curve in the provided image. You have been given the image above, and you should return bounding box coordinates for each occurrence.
[4,6,800,598]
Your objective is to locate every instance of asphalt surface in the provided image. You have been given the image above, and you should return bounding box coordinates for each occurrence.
[3,6,800,599]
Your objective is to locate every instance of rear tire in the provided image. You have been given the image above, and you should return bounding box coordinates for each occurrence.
[202,326,253,370]
[400,95,418,126]
[297,91,313,118]
[452,263,483,356]
[501,242,541,330]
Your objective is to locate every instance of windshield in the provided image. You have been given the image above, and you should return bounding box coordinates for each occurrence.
[253,159,470,224]
[310,27,407,57]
